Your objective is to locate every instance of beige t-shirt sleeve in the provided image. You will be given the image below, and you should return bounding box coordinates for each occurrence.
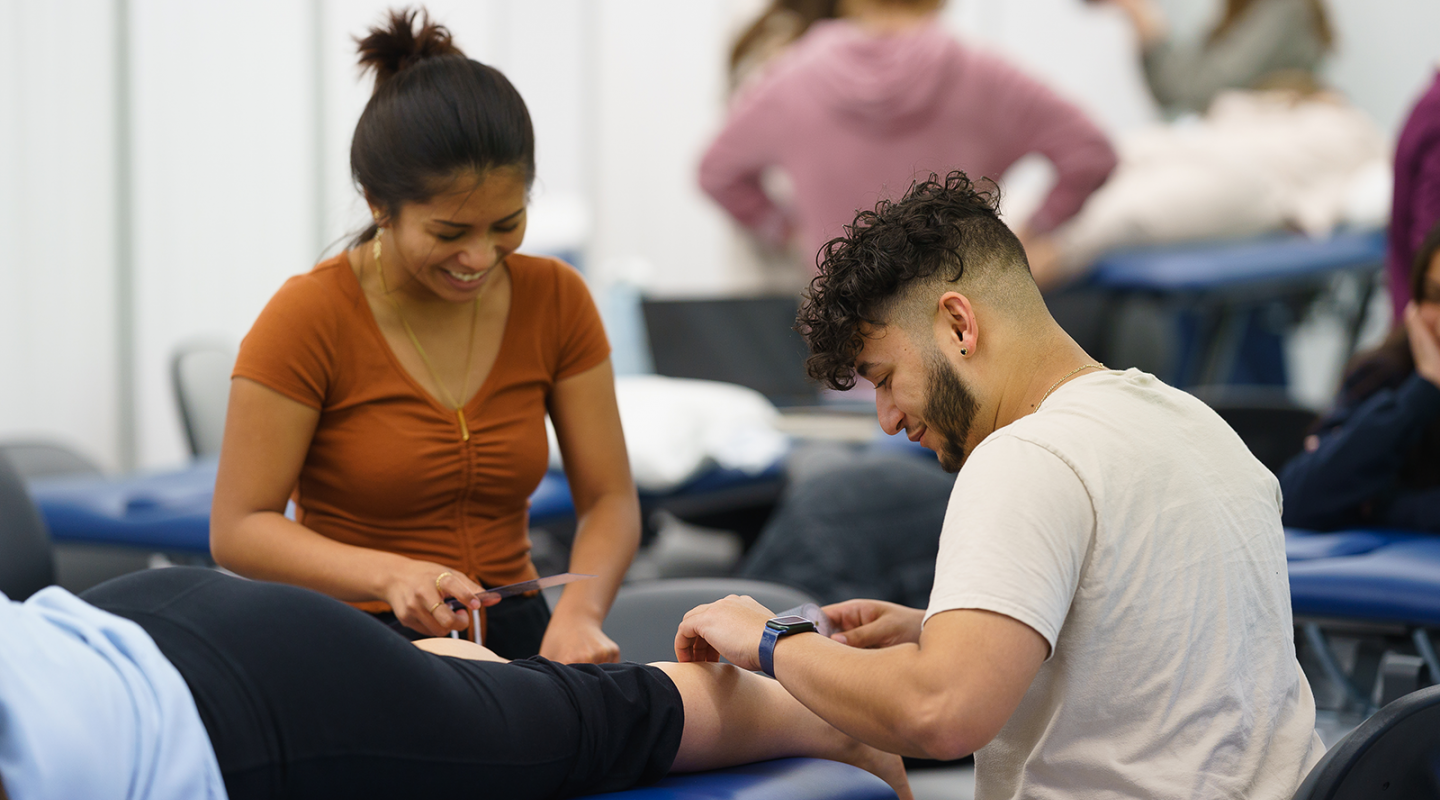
[924,434,1094,655]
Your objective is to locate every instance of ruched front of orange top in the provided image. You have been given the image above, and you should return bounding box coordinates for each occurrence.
[233,252,609,613]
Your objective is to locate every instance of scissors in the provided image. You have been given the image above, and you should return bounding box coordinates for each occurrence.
[443,573,596,642]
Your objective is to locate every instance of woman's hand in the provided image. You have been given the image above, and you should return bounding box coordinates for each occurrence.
[539,613,621,664]
[1407,301,1440,389]
[383,561,491,638]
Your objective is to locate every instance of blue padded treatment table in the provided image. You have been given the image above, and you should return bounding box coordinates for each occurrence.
[27,459,787,555]
[1284,528,1425,562]
[26,459,218,555]
[529,470,577,529]
[1088,228,1386,294]
[1289,536,1440,627]
[1285,528,1440,712]
[583,758,896,800]
[1084,228,1386,388]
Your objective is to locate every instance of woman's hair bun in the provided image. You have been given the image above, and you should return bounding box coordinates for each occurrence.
[356,7,465,88]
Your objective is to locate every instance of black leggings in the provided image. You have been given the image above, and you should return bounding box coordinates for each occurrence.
[82,568,683,800]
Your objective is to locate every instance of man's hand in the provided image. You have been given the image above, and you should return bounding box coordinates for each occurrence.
[674,595,775,670]
[823,599,924,648]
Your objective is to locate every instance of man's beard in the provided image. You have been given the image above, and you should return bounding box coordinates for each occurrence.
[924,349,979,473]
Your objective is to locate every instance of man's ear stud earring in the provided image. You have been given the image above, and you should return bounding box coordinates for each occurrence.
[960,348,968,356]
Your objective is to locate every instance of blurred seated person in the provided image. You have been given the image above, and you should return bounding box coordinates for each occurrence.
[1279,222,1440,532]
[1096,0,1333,116]
[700,0,1117,288]
[1046,88,1387,285]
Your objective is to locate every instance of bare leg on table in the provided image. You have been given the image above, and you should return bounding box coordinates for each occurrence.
[655,662,912,800]
[413,640,912,799]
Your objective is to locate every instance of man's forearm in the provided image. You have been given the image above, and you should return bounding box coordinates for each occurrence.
[771,634,974,760]
[770,608,1049,761]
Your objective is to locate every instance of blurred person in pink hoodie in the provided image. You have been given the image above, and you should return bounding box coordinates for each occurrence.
[699,0,1118,288]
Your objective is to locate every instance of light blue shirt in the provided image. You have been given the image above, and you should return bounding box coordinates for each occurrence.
[0,586,227,800]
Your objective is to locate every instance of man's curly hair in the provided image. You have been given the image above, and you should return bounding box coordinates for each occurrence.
[796,170,1031,390]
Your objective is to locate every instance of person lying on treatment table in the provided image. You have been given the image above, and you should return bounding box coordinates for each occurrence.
[677,171,1324,799]
[0,567,910,800]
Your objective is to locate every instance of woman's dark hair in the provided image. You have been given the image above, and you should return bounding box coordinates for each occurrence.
[348,7,535,247]
[729,0,840,88]
[1337,221,1440,405]
[796,170,1024,391]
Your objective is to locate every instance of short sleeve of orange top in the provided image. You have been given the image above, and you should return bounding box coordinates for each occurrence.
[233,252,610,613]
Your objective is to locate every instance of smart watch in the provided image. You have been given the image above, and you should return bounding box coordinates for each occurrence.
[758,615,817,678]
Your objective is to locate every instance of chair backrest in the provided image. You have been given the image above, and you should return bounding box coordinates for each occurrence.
[1190,386,1318,474]
[1291,684,1440,799]
[604,578,819,664]
[0,441,104,480]
[172,341,237,458]
[0,452,55,599]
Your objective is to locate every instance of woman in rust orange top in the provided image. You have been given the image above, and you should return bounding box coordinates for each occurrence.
[210,9,639,662]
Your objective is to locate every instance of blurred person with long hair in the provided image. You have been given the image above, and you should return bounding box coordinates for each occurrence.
[700,0,1117,288]
[1279,222,1440,532]
[728,0,840,91]
[1097,0,1334,115]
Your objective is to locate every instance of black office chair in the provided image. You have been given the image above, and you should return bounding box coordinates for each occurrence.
[0,452,56,599]
[0,440,104,480]
[1190,386,1319,474]
[1291,684,1440,799]
[604,578,818,665]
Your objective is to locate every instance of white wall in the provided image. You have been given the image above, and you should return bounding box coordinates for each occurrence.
[2,0,1438,471]
[1323,0,1440,135]
[946,0,1160,136]
[589,0,734,296]
[0,0,120,469]
[129,0,320,469]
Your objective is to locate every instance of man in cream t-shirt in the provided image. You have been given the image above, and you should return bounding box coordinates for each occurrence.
[928,367,1321,798]
[674,171,1324,799]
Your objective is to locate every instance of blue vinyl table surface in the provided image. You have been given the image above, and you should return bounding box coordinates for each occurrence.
[1088,228,1386,293]
[583,758,896,800]
[1288,533,1440,627]
[27,460,785,556]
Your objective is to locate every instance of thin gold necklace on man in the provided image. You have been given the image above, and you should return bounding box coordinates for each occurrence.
[1036,363,1106,411]
[373,230,483,442]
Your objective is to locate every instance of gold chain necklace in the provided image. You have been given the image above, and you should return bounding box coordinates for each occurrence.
[373,231,481,442]
[1036,363,1105,411]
